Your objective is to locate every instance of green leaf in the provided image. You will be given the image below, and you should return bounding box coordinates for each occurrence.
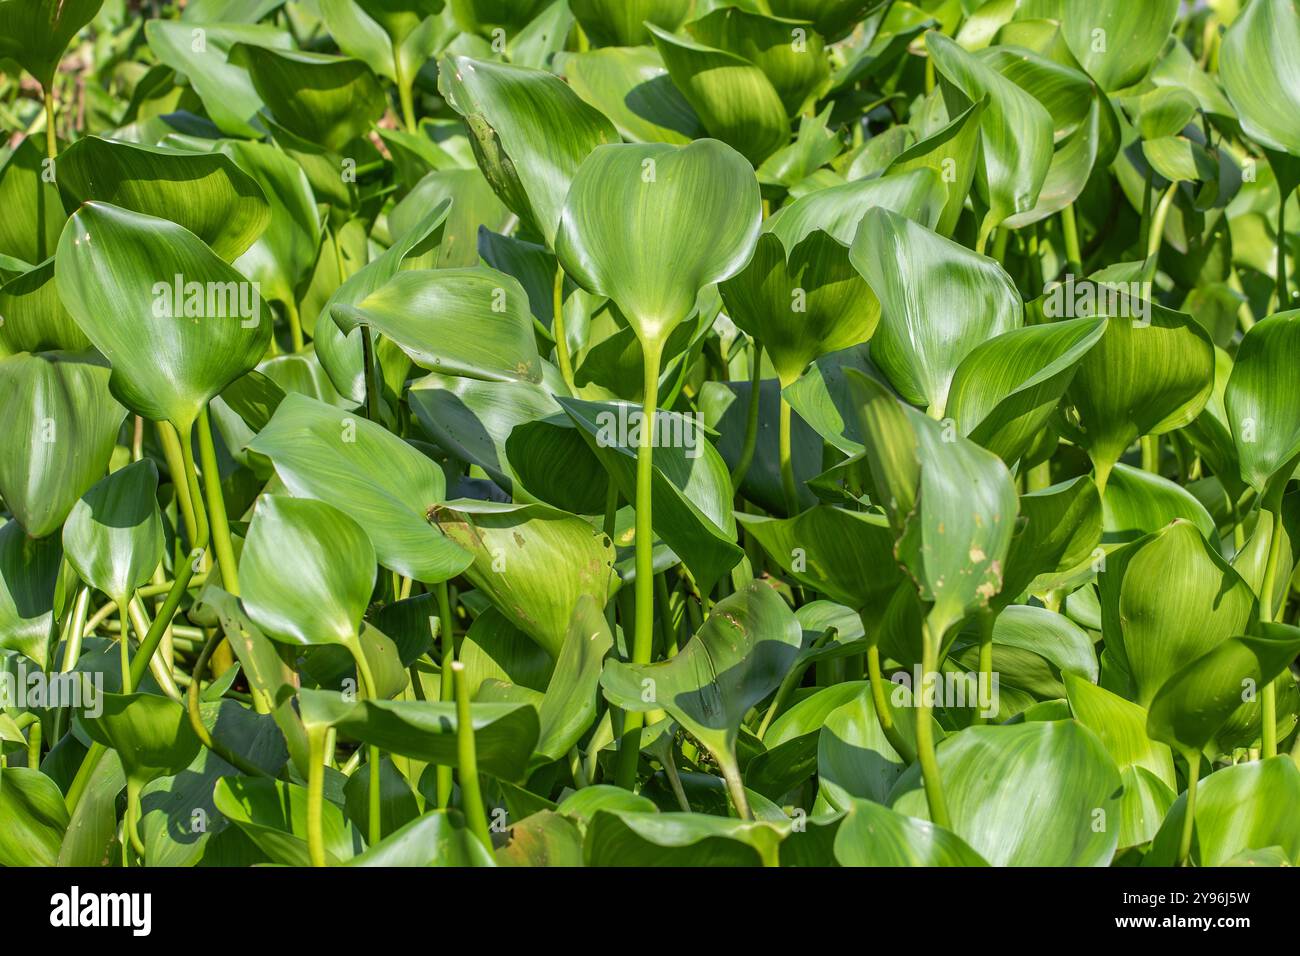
[0,0,103,89]
[1099,520,1258,708]
[1147,624,1300,755]
[218,139,322,307]
[833,798,987,866]
[686,6,830,117]
[558,46,705,145]
[765,167,946,247]
[347,808,495,866]
[214,776,356,866]
[1064,671,1176,786]
[55,202,274,433]
[1101,463,1218,543]
[926,30,1053,239]
[408,373,569,501]
[1059,294,1214,486]
[0,138,66,266]
[240,495,375,649]
[585,809,783,866]
[947,317,1105,465]
[885,98,985,236]
[57,137,271,263]
[766,0,884,42]
[556,139,760,348]
[1148,757,1300,867]
[334,267,542,384]
[62,460,164,605]
[81,691,203,786]
[313,201,451,404]
[297,688,540,781]
[719,230,877,388]
[434,501,618,658]
[0,767,68,866]
[246,393,472,584]
[1001,475,1101,602]
[1054,0,1180,93]
[439,55,619,247]
[0,261,91,358]
[145,21,293,138]
[0,522,62,666]
[0,352,125,538]
[851,207,1022,415]
[891,720,1122,866]
[569,0,692,46]
[849,375,1019,638]
[1222,0,1300,158]
[557,397,743,593]
[818,681,929,806]
[1224,310,1300,494]
[736,506,899,612]
[228,45,387,154]
[601,581,801,779]
[646,24,789,166]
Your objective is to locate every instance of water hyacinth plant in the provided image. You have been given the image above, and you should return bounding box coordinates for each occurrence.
[2,0,1300,873]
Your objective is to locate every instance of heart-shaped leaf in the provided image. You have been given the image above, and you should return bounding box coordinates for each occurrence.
[57,137,270,263]
[246,393,472,584]
[0,352,125,538]
[62,460,164,605]
[720,230,878,388]
[601,581,801,783]
[439,55,619,247]
[556,139,761,349]
[851,207,1022,415]
[433,501,618,658]
[570,0,692,47]
[55,202,274,432]
[240,495,375,649]
[890,719,1122,866]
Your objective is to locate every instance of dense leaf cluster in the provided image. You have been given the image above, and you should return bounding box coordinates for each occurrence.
[1,0,1299,868]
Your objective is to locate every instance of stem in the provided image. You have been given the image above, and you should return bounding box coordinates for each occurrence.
[284,298,304,353]
[778,393,798,517]
[1061,203,1082,275]
[867,643,916,763]
[1143,182,1178,283]
[974,610,994,725]
[551,264,575,392]
[756,626,835,740]
[615,336,665,790]
[125,779,146,860]
[198,407,238,596]
[157,422,198,550]
[1141,435,1160,475]
[1177,750,1201,867]
[1259,504,1287,757]
[307,729,328,867]
[436,582,455,808]
[361,327,381,422]
[991,226,1009,261]
[27,719,41,769]
[452,662,493,851]
[1026,460,1051,492]
[43,88,57,161]
[395,52,416,132]
[730,343,763,491]
[51,587,91,741]
[117,598,134,693]
[916,617,951,829]
[1278,187,1290,308]
[663,745,691,812]
[186,628,271,777]
[720,759,753,820]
